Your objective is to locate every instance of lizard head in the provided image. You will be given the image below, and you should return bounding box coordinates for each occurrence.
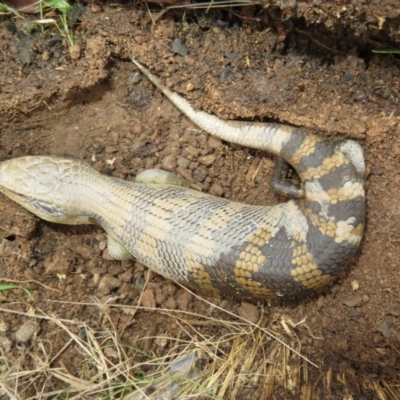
[0,156,92,225]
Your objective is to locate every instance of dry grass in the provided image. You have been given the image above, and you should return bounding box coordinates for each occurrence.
[0,284,399,400]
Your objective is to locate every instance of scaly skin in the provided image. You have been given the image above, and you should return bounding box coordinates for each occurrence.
[0,60,365,298]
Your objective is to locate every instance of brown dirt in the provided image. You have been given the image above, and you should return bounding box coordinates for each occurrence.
[0,1,400,399]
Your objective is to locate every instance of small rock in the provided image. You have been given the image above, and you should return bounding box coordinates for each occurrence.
[77,328,88,342]
[16,320,37,343]
[362,294,370,303]
[351,280,359,291]
[344,71,353,81]
[75,244,97,260]
[349,310,364,319]
[108,264,124,276]
[166,283,178,296]
[130,158,142,169]
[177,157,190,168]
[378,320,397,339]
[110,131,121,144]
[316,296,325,309]
[95,233,107,242]
[92,141,105,154]
[164,297,177,310]
[238,302,259,324]
[371,166,383,176]
[182,145,200,158]
[98,274,122,294]
[193,167,207,182]
[92,273,100,285]
[155,287,167,305]
[208,136,223,149]
[176,167,195,183]
[341,294,363,307]
[161,154,177,172]
[171,38,187,56]
[209,183,224,197]
[141,288,156,310]
[176,290,193,311]
[119,270,133,283]
[198,154,216,166]
[189,161,199,171]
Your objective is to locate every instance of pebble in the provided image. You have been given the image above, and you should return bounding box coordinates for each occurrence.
[209,183,224,197]
[108,264,123,276]
[341,294,363,307]
[349,310,364,319]
[141,288,156,310]
[98,274,122,294]
[92,273,100,285]
[119,270,133,283]
[176,167,195,183]
[75,244,97,260]
[16,320,37,343]
[238,302,259,324]
[161,154,177,172]
[130,158,142,169]
[316,296,325,309]
[177,157,190,168]
[378,320,397,339]
[98,240,107,251]
[208,136,223,149]
[164,297,177,309]
[171,38,188,56]
[166,282,178,296]
[198,154,216,166]
[145,158,154,169]
[193,167,207,182]
[110,131,120,144]
[182,145,200,158]
[92,141,105,154]
[176,290,193,311]
[155,287,167,305]
[189,162,199,171]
